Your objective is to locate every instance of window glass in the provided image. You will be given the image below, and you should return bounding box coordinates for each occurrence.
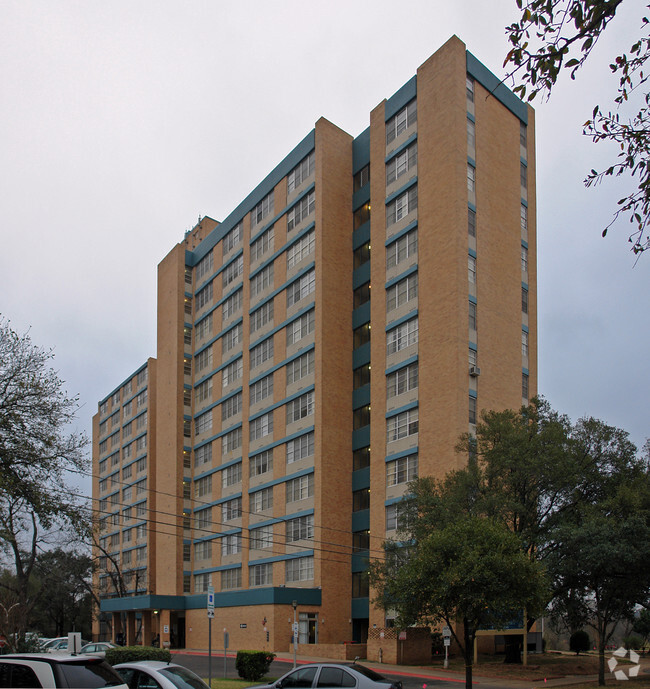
[282,667,317,688]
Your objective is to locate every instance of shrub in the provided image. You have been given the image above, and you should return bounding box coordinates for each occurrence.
[105,646,172,666]
[235,650,276,681]
[623,634,644,650]
[569,630,590,655]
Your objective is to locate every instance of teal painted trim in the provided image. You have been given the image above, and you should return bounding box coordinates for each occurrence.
[248,384,314,423]
[385,446,419,463]
[467,51,528,123]
[193,527,240,545]
[384,133,417,163]
[192,386,241,421]
[468,155,476,167]
[352,467,370,492]
[194,455,241,481]
[352,343,371,369]
[469,341,477,351]
[351,552,369,573]
[248,549,313,567]
[352,385,370,410]
[467,111,476,123]
[385,354,418,376]
[523,367,529,375]
[247,262,315,317]
[385,177,417,206]
[522,324,529,333]
[469,295,477,305]
[249,301,314,350]
[469,248,477,259]
[195,248,244,295]
[385,75,417,121]
[385,495,408,507]
[352,302,371,329]
[100,594,188,613]
[194,317,243,359]
[351,510,370,532]
[522,281,529,290]
[352,426,370,449]
[352,222,370,250]
[353,185,370,212]
[353,127,370,174]
[285,222,316,252]
[192,491,242,515]
[521,156,528,166]
[250,508,314,530]
[249,184,315,247]
[248,425,314,458]
[192,419,243,452]
[247,467,314,495]
[385,264,418,290]
[353,262,371,290]
[521,198,528,207]
[385,220,418,247]
[99,362,149,407]
[186,132,315,266]
[468,201,477,212]
[385,400,418,419]
[385,309,418,332]
[215,284,243,310]
[351,598,370,618]
[469,389,478,399]
[249,343,314,386]
[521,239,529,249]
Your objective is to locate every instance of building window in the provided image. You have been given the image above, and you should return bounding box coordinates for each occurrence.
[353,405,370,430]
[250,487,273,513]
[353,282,371,308]
[194,573,212,593]
[222,358,243,387]
[387,362,418,398]
[354,323,371,349]
[195,377,213,405]
[468,255,477,283]
[469,348,478,367]
[386,142,417,186]
[521,245,528,272]
[195,507,212,531]
[223,255,244,290]
[250,412,273,441]
[122,464,132,481]
[387,273,418,312]
[287,269,315,307]
[223,222,243,255]
[195,540,212,562]
[251,263,274,297]
[353,447,370,471]
[222,427,242,454]
[522,372,529,400]
[288,391,314,423]
[286,556,314,583]
[469,395,477,424]
[353,164,370,191]
[353,364,371,390]
[287,310,315,346]
[251,191,274,228]
[469,301,477,331]
[195,443,212,467]
[251,225,274,262]
[286,431,314,465]
[386,502,407,531]
[286,474,314,502]
[196,281,214,311]
[287,229,316,269]
[386,186,417,227]
[387,408,419,442]
[353,530,370,551]
[286,515,314,542]
[250,373,274,405]
[386,99,417,144]
[522,330,529,357]
[222,497,242,522]
[466,75,475,102]
[287,191,315,232]
[353,488,370,511]
[250,300,274,333]
[222,392,242,422]
[467,164,476,193]
[386,228,417,269]
[521,204,528,235]
[250,450,273,477]
[352,571,369,598]
[520,121,527,148]
[387,453,418,486]
[196,410,212,436]
[250,563,272,586]
[222,288,243,322]
[222,568,242,590]
[522,287,529,314]
[222,462,242,488]
[250,336,274,369]
[250,525,274,549]
[521,161,528,189]
[467,118,476,148]
[353,242,371,269]
[195,346,213,375]
[353,202,371,229]
[221,533,242,556]
[468,207,476,237]
[287,151,315,193]
[387,317,418,355]
[194,475,212,500]
[223,323,243,354]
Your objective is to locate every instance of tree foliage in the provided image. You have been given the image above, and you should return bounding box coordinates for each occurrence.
[504,0,650,255]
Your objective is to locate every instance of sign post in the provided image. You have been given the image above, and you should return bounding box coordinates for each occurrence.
[292,600,298,668]
[223,629,229,678]
[442,626,451,668]
[207,587,215,687]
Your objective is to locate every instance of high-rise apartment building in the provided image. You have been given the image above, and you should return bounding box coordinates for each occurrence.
[92,36,536,656]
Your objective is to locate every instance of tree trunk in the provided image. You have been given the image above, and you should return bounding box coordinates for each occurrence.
[598,634,606,686]
[504,635,523,664]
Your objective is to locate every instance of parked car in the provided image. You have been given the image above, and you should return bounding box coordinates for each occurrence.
[46,637,91,653]
[114,660,210,689]
[0,653,128,688]
[251,663,403,689]
[80,642,119,658]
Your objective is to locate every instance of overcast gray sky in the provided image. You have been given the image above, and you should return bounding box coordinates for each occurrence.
[1,1,647,496]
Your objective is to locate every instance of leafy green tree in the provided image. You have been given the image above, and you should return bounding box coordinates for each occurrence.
[632,608,650,647]
[504,0,650,255]
[569,629,590,654]
[371,516,548,689]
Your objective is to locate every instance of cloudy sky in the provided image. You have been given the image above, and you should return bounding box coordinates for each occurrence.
[1,0,647,496]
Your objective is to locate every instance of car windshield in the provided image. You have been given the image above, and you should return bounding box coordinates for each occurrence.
[348,666,389,682]
[159,666,210,689]
[56,660,126,688]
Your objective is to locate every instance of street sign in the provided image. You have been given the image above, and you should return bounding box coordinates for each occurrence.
[442,626,451,638]
[444,638,451,647]
[207,586,215,617]
[398,631,407,640]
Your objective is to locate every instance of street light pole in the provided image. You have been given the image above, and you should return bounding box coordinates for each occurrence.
[292,601,297,668]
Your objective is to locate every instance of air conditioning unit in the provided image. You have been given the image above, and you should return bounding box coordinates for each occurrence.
[469,365,481,377]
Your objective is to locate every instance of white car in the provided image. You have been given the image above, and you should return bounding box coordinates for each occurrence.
[114,660,210,689]
[80,642,119,658]
[0,653,128,688]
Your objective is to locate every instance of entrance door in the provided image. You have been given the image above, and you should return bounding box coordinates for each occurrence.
[298,613,318,644]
